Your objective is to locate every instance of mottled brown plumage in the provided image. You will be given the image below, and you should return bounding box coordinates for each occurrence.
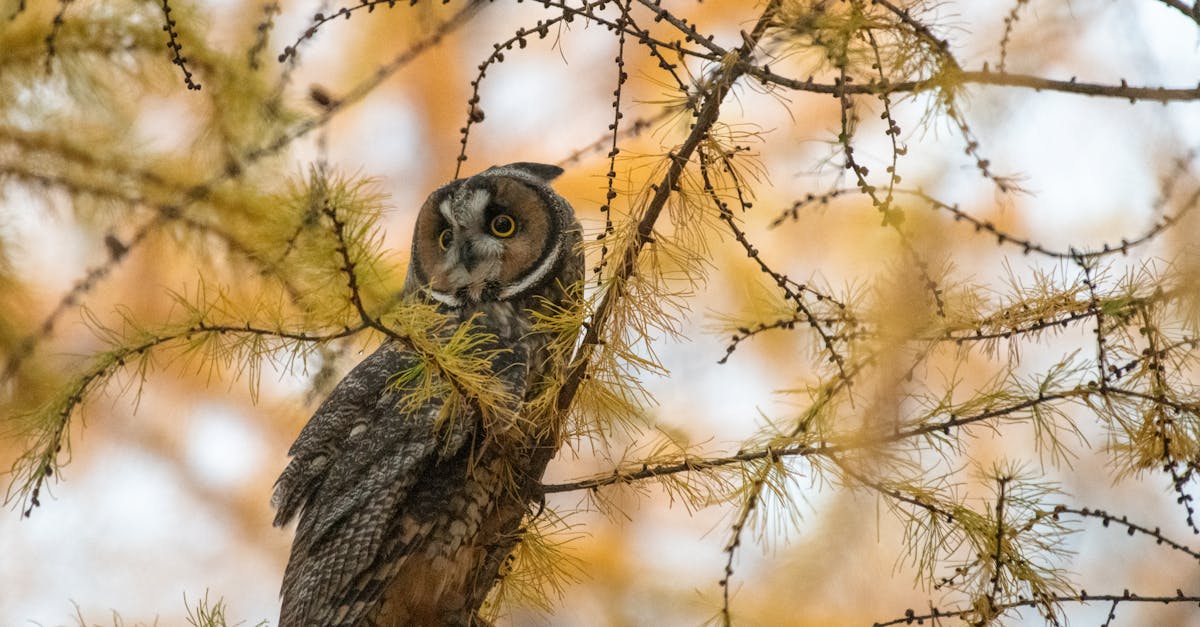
[273,163,583,626]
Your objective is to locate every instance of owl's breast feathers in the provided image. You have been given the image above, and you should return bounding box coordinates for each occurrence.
[273,299,551,626]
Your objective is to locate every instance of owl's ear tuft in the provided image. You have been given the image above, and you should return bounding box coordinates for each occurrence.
[498,162,563,183]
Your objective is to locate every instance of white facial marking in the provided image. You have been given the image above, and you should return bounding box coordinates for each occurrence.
[499,238,562,300]
[427,289,461,307]
[444,187,489,226]
[437,199,455,226]
[462,188,490,222]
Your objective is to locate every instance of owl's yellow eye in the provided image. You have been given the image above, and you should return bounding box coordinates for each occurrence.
[489,214,517,238]
[437,228,453,250]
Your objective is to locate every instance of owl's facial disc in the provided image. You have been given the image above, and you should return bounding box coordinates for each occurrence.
[415,177,558,307]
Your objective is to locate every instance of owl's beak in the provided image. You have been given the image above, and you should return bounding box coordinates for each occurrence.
[458,240,479,271]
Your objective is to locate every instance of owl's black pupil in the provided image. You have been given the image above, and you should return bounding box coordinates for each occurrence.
[492,215,514,234]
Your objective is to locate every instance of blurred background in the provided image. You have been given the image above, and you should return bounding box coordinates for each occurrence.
[2,1,1200,625]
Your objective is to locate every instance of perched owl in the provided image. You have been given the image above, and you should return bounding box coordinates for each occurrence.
[272,162,584,626]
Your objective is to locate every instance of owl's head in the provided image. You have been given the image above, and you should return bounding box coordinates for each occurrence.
[406,162,581,307]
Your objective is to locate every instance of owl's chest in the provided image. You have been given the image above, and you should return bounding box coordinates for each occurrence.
[457,300,529,341]
[455,299,554,391]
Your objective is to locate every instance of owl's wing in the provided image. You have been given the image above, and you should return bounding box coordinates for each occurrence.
[273,342,421,530]
[273,341,465,624]
[273,337,532,626]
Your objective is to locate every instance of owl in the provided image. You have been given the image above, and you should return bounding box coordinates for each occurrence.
[272,162,584,626]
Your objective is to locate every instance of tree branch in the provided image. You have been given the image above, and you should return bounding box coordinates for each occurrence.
[554,0,783,415]
[542,388,1091,494]
[1155,0,1200,26]
[873,590,1200,626]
